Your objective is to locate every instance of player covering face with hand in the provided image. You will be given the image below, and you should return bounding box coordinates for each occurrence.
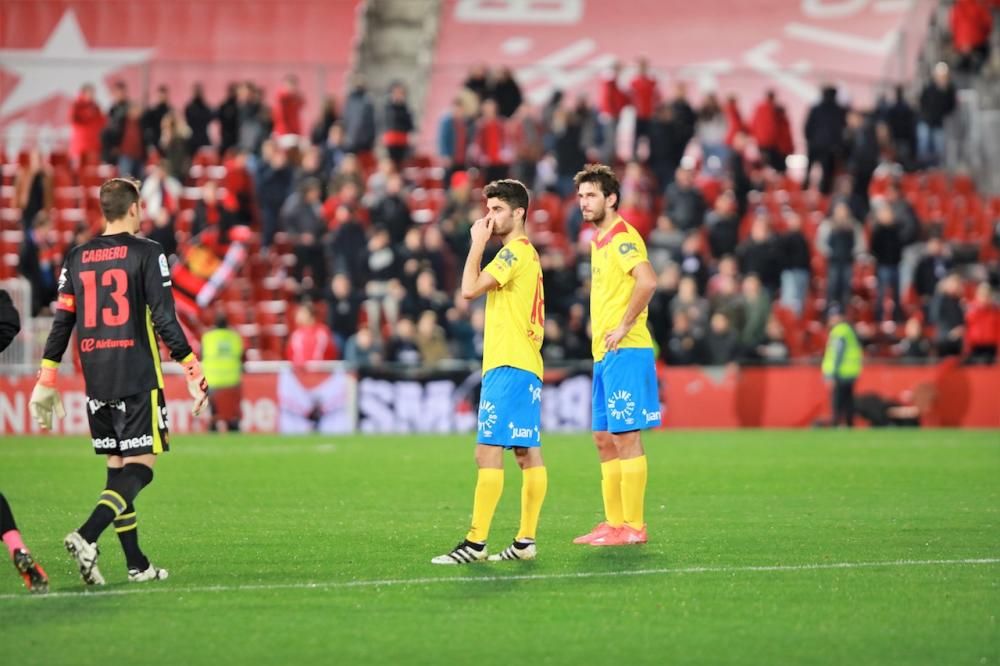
[30,177,209,585]
[432,179,548,564]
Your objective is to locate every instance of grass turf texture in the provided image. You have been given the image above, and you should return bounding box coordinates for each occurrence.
[0,430,997,665]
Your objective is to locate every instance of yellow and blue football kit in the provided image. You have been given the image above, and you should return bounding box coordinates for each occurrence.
[589,217,661,434]
[479,236,545,447]
[435,233,549,556]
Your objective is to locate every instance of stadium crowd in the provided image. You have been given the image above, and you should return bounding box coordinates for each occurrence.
[8,31,1000,369]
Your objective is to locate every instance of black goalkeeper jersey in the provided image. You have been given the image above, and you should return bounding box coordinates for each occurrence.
[43,232,193,401]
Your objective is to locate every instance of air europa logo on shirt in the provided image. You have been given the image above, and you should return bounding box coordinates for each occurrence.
[80,338,136,353]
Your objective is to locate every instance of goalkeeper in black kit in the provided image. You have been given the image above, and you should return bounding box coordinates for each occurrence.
[29,178,210,586]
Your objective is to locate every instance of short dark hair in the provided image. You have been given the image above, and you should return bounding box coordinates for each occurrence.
[573,164,620,209]
[99,177,140,221]
[483,179,530,219]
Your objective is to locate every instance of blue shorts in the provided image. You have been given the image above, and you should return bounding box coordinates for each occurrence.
[478,366,542,448]
[592,348,662,433]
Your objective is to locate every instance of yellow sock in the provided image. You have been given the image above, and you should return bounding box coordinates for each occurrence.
[516,466,547,541]
[601,459,624,527]
[620,455,648,530]
[466,468,504,543]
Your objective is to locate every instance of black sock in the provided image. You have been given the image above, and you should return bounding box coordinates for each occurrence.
[105,468,150,571]
[0,492,17,536]
[79,464,154,544]
[113,512,149,571]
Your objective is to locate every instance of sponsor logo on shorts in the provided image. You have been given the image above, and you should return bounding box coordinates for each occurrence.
[92,437,117,449]
[478,400,498,437]
[508,422,535,440]
[608,390,636,424]
[87,398,126,415]
[642,408,661,423]
[80,337,136,353]
[119,435,153,451]
[528,384,541,404]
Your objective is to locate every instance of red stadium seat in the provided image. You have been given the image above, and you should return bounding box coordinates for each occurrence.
[952,173,975,196]
[771,304,805,357]
[925,171,949,196]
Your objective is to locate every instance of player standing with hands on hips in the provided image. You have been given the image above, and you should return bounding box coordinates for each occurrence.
[573,165,660,546]
[29,177,209,585]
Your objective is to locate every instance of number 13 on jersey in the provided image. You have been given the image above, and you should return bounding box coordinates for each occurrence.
[80,269,130,328]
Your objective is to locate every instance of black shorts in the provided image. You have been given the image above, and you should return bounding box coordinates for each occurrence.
[87,389,169,456]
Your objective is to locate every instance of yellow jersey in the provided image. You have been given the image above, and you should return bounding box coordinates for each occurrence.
[482,236,544,379]
[590,216,654,362]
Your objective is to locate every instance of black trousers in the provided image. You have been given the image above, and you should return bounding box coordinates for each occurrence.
[967,345,997,365]
[804,148,836,194]
[832,379,855,427]
[293,244,327,296]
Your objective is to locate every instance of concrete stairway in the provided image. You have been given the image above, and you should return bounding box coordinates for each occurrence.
[352,0,443,131]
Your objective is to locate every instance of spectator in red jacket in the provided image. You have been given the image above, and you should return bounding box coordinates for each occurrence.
[965,282,999,363]
[69,84,105,167]
[474,99,509,182]
[750,90,784,171]
[222,151,257,226]
[272,74,305,138]
[615,193,651,238]
[774,105,794,173]
[723,95,747,147]
[13,149,53,231]
[117,102,146,179]
[287,304,339,365]
[630,57,660,157]
[598,61,629,164]
[951,0,993,72]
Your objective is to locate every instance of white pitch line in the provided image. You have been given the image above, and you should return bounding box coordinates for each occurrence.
[1,557,997,602]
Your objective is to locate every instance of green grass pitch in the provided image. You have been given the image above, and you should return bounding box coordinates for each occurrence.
[0,430,997,665]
